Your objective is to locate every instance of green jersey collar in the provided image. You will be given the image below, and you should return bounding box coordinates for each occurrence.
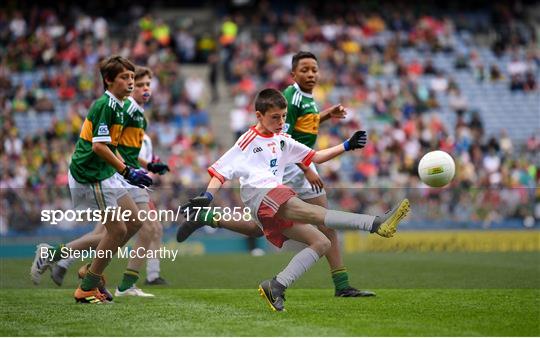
[127,96,145,113]
[105,90,125,108]
[293,83,313,98]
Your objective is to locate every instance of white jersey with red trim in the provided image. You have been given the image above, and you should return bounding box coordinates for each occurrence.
[209,126,315,213]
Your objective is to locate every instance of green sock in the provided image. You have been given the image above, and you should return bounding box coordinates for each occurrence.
[48,244,64,262]
[118,269,139,292]
[80,270,102,291]
[331,267,350,291]
[196,210,220,227]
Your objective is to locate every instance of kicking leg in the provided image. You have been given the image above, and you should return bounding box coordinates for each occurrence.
[278,197,409,237]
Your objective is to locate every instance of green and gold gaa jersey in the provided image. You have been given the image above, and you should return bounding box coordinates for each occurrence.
[69,91,125,183]
[283,83,320,149]
[117,96,147,169]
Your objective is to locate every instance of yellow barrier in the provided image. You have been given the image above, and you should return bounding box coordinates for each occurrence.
[344,230,540,252]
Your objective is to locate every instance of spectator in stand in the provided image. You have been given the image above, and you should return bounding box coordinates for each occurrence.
[448,88,468,117]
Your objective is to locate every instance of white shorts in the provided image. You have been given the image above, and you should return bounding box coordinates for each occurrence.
[282,162,326,200]
[68,171,128,210]
[114,173,150,204]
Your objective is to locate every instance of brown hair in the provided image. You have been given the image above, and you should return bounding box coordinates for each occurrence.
[254,88,287,114]
[135,66,153,81]
[99,55,135,90]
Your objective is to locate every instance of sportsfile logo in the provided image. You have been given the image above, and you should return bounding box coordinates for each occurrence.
[41,206,253,225]
[41,206,185,225]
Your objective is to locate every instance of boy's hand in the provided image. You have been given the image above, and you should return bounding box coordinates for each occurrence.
[304,167,324,193]
[181,192,214,214]
[328,104,347,119]
[122,166,153,188]
[344,130,367,151]
[147,162,170,175]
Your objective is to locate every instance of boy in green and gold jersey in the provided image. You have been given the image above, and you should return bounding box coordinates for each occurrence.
[70,56,154,304]
[31,56,153,303]
[31,66,169,300]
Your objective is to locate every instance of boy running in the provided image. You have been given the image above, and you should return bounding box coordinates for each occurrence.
[31,66,169,297]
[30,56,153,303]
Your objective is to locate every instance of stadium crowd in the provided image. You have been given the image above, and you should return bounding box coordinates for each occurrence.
[0,2,538,234]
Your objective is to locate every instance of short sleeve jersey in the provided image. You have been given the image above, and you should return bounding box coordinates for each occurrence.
[282,83,320,149]
[118,96,147,168]
[208,126,315,191]
[69,91,125,183]
[138,134,153,164]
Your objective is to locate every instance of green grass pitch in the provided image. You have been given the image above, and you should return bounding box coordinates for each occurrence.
[1,252,539,336]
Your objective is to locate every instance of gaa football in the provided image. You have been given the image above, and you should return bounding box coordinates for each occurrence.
[418,150,456,187]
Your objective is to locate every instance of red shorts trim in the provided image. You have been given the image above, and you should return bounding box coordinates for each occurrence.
[257,185,297,248]
[148,200,156,210]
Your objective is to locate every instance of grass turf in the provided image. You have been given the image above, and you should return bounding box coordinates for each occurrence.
[1,252,539,336]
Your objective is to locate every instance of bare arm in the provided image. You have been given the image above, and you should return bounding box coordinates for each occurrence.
[92,142,126,172]
[206,176,223,197]
[312,143,346,164]
[319,104,347,123]
[296,162,309,172]
[311,130,367,164]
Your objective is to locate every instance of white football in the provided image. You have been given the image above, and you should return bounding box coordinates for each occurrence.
[418,150,455,187]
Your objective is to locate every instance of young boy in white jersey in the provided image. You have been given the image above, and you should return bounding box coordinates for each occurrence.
[182,88,410,311]
[178,51,400,297]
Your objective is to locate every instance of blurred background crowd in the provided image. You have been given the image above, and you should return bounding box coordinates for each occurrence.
[1,0,539,234]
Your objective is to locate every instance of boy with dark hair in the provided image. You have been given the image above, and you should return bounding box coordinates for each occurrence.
[31,56,153,304]
[71,56,153,303]
[177,51,391,297]
[281,51,369,297]
[182,88,410,311]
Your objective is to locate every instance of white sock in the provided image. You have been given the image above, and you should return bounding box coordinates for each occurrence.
[146,258,160,281]
[276,247,320,288]
[57,257,77,269]
[324,210,376,231]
